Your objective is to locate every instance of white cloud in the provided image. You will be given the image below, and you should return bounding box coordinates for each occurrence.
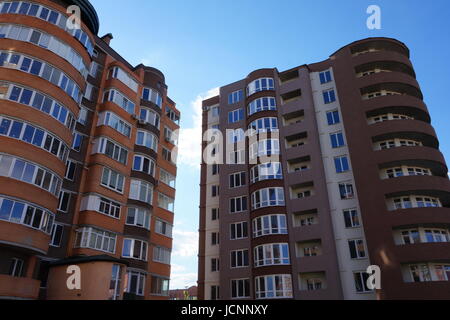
[177,87,220,168]
[170,272,198,290]
[171,264,187,273]
[172,229,199,258]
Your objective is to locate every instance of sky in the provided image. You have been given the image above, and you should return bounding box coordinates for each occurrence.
[89,0,450,289]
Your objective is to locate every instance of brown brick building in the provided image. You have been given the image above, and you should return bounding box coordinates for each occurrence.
[198,37,450,300]
[0,0,179,300]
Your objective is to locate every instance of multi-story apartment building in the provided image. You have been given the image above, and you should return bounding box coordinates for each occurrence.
[198,37,450,300]
[0,0,179,300]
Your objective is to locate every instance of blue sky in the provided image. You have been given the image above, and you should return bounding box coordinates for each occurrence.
[90,0,450,289]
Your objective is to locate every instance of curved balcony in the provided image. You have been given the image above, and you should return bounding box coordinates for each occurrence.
[388,207,450,228]
[358,72,421,95]
[0,220,51,255]
[252,234,290,248]
[361,93,429,116]
[348,38,410,58]
[379,159,447,177]
[373,146,447,171]
[381,175,450,197]
[246,68,275,84]
[352,49,413,68]
[366,106,430,123]
[369,119,438,143]
[393,242,450,263]
[0,274,40,300]
[356,60,415,78]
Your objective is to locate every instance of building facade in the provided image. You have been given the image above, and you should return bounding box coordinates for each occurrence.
[0,0,179,300]
[198,37,450,300]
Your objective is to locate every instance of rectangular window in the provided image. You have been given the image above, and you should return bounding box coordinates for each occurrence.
[9,258,24,277]
[228,90,243,104]
[159,169,176,188]
[212,185,219,197]
[354,272,372,293]
[58,190,70,213]
[210,286,220,300]
[211,258,220,272]
[151,276,170,296]
[335,156,350,173]
[339,182,354,200]
[126,207,151,230]
[231,279,250,299]
[230,222,248,240]
[125,271,146,296]
[122,238,148,261]
[65,160,76,181]
[153,246,171,264]
[155,219,173,238]
[330,132,345,148]
[98,197,121,219]
[343,209,360,228]
[72,132,83,152]
[228,109,244,123]
[231,249,249,268]
[129,179,153,204]
[50,223,64,247]
[211,208,219,221]
[211,232,219,245]
[323,89,336,104]
[319,70,332,84]
[158,193,174,212]
[101,167,125,193]
[230,196,247,214]
[75,227,116,254]
[348,239,366,259]
[326,110,340,125]
[229,172,246,188]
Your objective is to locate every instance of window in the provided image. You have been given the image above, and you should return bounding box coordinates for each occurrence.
[101,167,125,193]
[343,209,360,228]
[212,164,219,175]
[9,258,24,277]
[230,221,248,240]
[247,97,277,116]
[249,139,280,160]
[50,223,64,247]
[323,89,336,104]
[210,286,220,300]
[122,238,148,261]
[255,275,293,299]
[162,147,176,163]
[0,155,62,196]
[251,187,285,209]
[164,126,178,145]
[410,265,432,283]
[307,278,323,291]
[401,229,420,244]
[78,107,88,125]
[98,198,121,219]
[75,227,116,253]
[250,162,283,183]
[151,276,170,296]
[133,155,156,177]
[211,106,220,117]
[392,196,441,210]
[386,168,404,178]
[211,232,219,245]
[98,112,131,137]
[248,117,278,134]
[212,185,219,197]
[354,272,372,293]
[348,239,366,259]
[254,243,290,267]
[230,196,247,214]
[158,193,174,212]
[211,258,220,272]
[125,271,146,296]
[247,78,275,96]
[326,110,340,125]
[253,215,288,238]
[166,107,180,125]
[58,191,71,213]
[334,156,350,173]
[153,246,171,264]
[229,172,246,188]
[103,89,135,114]
[424,229,450,243]
[65,160,76,181]
[136,130,158,152]
[330,132,345,148]
[140,108,160,128]
[159,169,176,188]
[231,279,250,299]
[212,208,219,221]
[129,179,153,204]
[126,207,151,230]
[319,70,332,84]
[94,138,128,165]
[228,109,244,123]
[228,90,243,104]
[231,249,249,268]
[339,182,354,200]
[142,87,162,107]
[108,67,138,92]
[155,219,173,238]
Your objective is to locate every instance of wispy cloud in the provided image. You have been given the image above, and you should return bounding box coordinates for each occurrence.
[177,87,220,168]
[172,229,199,258]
